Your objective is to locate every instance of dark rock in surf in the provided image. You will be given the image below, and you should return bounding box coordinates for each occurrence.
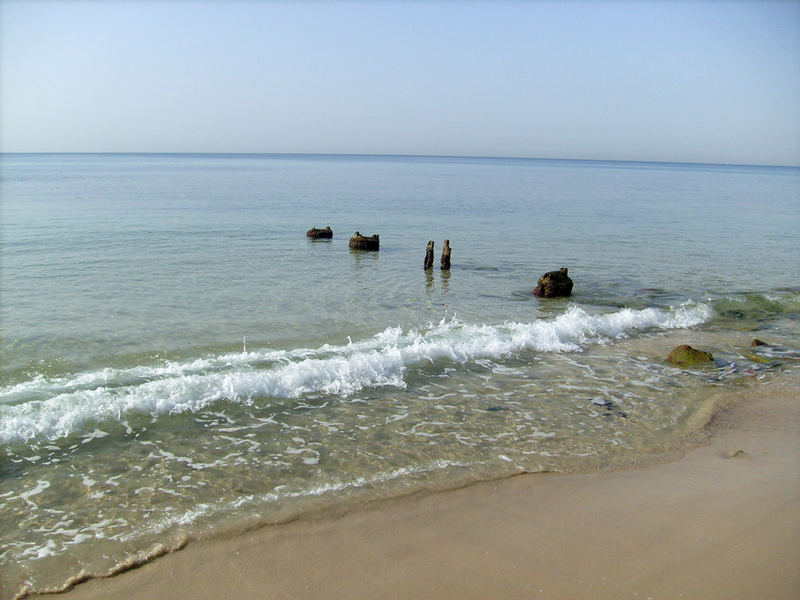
[349,231,380,250]
[667,344,714,367]
[441,239,451,270]
[306,226,333,239]
[533,267,573,298]
[751,338,769,347]
[424,240,435,270]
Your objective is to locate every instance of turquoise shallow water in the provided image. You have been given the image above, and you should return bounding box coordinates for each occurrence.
[1,154,799,597]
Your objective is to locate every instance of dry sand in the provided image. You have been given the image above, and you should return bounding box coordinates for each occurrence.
[40,377,799,600]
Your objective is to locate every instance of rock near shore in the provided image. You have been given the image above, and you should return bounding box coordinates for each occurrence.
[667,344,714,367]
[533,267,573,298]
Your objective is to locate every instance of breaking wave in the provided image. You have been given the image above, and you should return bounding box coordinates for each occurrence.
[0,303,712,445]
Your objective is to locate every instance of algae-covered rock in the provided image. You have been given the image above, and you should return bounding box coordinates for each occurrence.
[667,344,714,367]
[751,338,768,347]
[533,267,573,298]
[745,353,771,364]
[349,231,379,250]
[306,226,333,239]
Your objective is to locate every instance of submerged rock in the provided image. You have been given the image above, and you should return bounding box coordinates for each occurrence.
[667,344,714,367]
[441,239,451,270]
[349,231,379,250]
[745,353,771,364]
[424,240,434,270]
[306,226,333,239]
[533,267,573,298]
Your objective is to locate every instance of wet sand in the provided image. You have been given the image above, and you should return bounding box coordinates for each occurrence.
[39,377,799,600]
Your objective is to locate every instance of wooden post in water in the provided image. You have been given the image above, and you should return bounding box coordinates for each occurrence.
[306,226,333,239]
[440,239,451,270]
[424,240,435,270]
[348,232,380,250]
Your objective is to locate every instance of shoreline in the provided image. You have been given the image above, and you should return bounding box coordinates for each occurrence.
[30,374,799,600]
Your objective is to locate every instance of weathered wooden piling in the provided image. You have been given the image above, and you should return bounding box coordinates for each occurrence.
[349,231,380,250]
[306,226,333,239]
[440,239,451,270]
[424,240,435,270]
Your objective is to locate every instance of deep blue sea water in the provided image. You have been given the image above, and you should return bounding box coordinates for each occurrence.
[1,153,798,597]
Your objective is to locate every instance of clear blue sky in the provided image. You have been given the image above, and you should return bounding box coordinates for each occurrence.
[2,1,799,165]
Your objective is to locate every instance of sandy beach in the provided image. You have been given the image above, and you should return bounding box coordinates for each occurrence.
[34,375,798,600]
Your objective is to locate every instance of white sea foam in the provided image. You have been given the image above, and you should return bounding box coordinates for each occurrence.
[0,303,712,445]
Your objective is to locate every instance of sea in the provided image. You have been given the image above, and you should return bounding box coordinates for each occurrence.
[1,153,798,598]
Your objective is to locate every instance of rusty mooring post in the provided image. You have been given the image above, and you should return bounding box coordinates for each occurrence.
[440,239,451,270]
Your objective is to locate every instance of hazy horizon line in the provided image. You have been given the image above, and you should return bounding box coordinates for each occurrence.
[2,151,798,170]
